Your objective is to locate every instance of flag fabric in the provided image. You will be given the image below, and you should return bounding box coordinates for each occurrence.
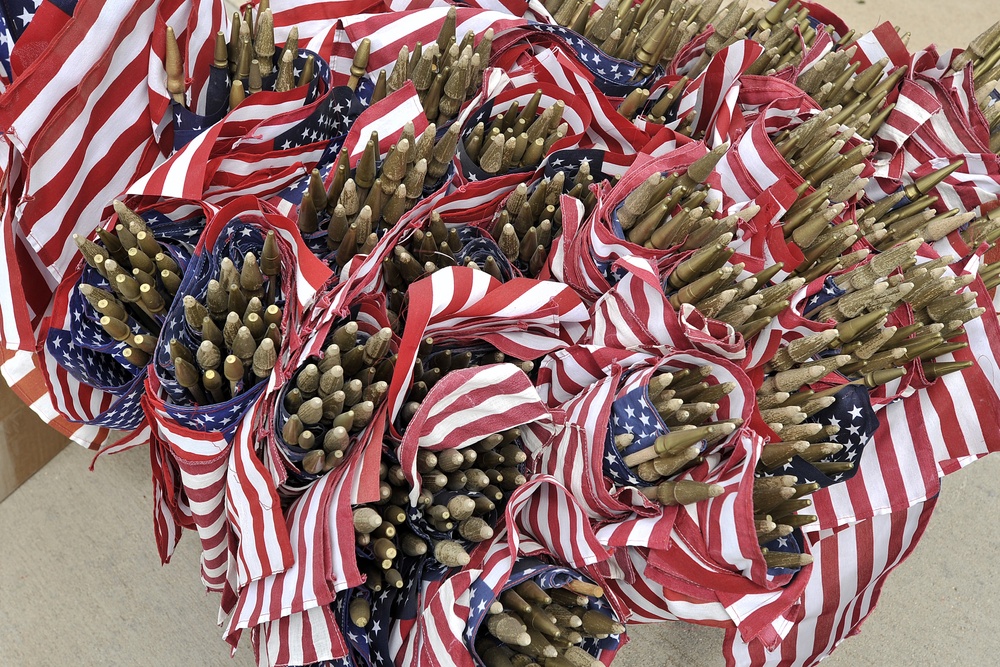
[10,3,1000,667]
[723,495,938,664]
[385,266,589,437]
[0,0,184,452]
[40,204,204,435]
[407,476,616,666]
[673,40,765,147]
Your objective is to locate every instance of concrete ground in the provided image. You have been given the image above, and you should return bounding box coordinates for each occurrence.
[3,1,1000,666]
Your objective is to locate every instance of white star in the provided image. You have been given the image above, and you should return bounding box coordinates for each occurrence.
[606,453,617,465]
[624,405,635,418]
[827,415,840,428]
[371,620,381,632]
[638,412,651,426]
[848,405,863,421]
[776,537,789,547]
[847,424,861,436]
[17,8,33,27]
[281,140,292,150]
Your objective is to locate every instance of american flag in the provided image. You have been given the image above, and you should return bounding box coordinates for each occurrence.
[132,53,357,208]
[380,555,449,666]
[674,40,765,146]
[779,384,881,489]
[723,495,937,665]
[396,363,550,505]
[811,268,1000,530]
[590,257,749,361]
[601,545,729,626]
[405,475,614,665]
[385,266,588,437]
[496,22,661,97]
[322,7,525,83]
[579,142,714,293]
[0,0,197,453]
[502,42,654,153]
[463,558,621,660]
[42,210,202,430]
[224,446,362,662]
[135,199,331,574]
[531,337,815,639]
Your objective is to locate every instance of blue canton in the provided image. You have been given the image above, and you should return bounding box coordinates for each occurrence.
[45,210,202,430]
[526,22,662,97]
[605,371,700,487]
[762,527,808,577]
[802,275,847,317]
[781,383,880,487]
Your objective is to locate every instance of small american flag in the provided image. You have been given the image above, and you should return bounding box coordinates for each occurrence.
[780,384,880,488]
[463,557,621,660]
[385,266,588,438]
[724,495,937,665]
[604,370,700,488]
[498,22,661,97]
[41,207,203,433]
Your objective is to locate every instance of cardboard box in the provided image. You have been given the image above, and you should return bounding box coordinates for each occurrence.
[0,378,67,502]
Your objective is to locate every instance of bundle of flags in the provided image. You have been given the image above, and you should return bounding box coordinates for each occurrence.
[5,1,1000,666]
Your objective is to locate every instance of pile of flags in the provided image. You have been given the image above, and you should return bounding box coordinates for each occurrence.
[4,0,1000,665]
